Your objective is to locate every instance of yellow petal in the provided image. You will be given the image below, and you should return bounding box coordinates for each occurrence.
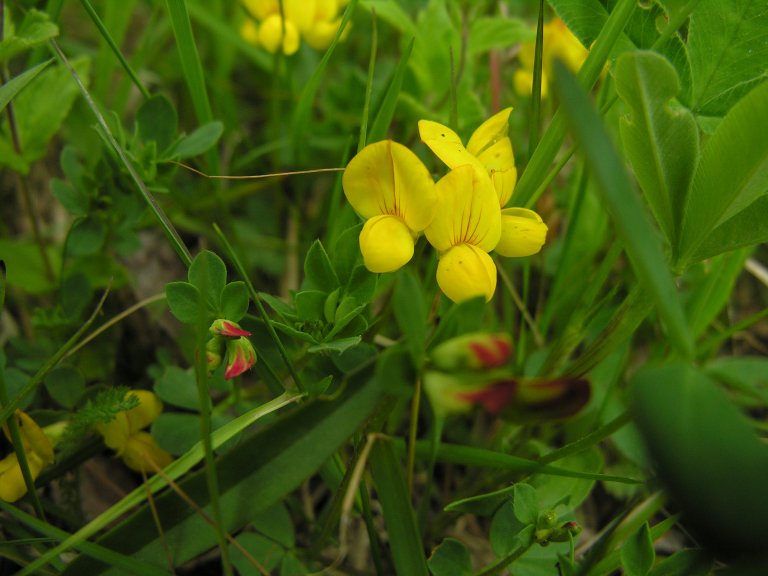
[343,140,436,231]
[436,244,497,303]
[418,119,485,173]
[495,208,548,257]
[239,19,260,46]
[0,450,50,502]
[303,19,343,50]
[476,138,517,207]
[121,432,174,473]
[125,390,164,434]
[466,107,512,156]
[97,413,130,450]
[17,411,54,465]
[258,14,300,55]
[284,0,315,33]
[425,165,501,253]
[359,214,415,273]
[242,0,279,20]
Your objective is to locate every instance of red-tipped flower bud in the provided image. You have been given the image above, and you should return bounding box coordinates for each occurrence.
[430,332,513,372]
[209,319,252,338]
[224,337,257,379]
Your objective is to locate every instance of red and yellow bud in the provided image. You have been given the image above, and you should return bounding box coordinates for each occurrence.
[205,337,224,374]
[430,332,513,371]
[209,319,252,338]
[224,337,257,380]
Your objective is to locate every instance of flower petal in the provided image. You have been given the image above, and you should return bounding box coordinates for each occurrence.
[343,140,435,231]
[121,431,174,473]
[359,214,415,273]
[125,390,164,434]
[477,138,517,207]
[418,119,485,173]
[496,208,548,257]
[466,107,512,156]
[436,244,497,303]
[258,14,300,55]
[425,165,501,253]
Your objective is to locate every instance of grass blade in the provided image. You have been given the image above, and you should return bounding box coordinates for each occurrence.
[368,37,414,143]
[0,59,52,115]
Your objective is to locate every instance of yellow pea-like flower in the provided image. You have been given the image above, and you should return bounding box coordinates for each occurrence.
[425,165,501,302]
[343,140,436,273]
[257,14,300,55]
[496,207,548,258]
[419,108,517,208]
[0,411,54,503]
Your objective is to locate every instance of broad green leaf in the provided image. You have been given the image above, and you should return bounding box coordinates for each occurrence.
[220,281,249,321]
[166,121,223,160]
[706,356,768,407]
[249,502,295,548]
[344,265,377,305]
[529,447,603,512]
[369,438,429,576]
[230,533,283,575]
[295,290,327,322]
[154,366,199,411]
[694,196,768,261]
[621,523,655,576]
[428,538,472,576]
[513,483,539,525]
[615,51,698,245]
[0,239,60,294]
[490,499,533,557]
[136,94,178,153]
[393,270,427,366]
[307,336,361,354]
[554,62,693,358]
[61,379,381,574]
[0,59,52,115]
[51,178,89,217]
[151,412,202,456]
[188,250,227,309]
[0,9,58,64]
[631,363,768,559]
[65,216,107,257]
[678,81,768,265]
[467,16,533,55]
[302,240,340,293]
[647,549,713,576]
[44,366,85,409]
[165,281,202,325]
[687,0,768,116]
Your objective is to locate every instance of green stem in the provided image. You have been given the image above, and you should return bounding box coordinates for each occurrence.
[406,375,421,496]
[651,0,705,49]
[473,539,534,576]
[527,0,545,157]
[358,8,377,152]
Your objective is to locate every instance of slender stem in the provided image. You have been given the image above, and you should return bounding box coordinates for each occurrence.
[406,376,421,496]
[358,8,377,152]
[538,411,631,466]
[473,540,534,576]
[496,259,543,347]
[527,0,545,157]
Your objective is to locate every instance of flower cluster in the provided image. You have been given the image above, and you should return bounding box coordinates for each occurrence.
[514,17,589,98]
[0,411,54,502]
[96,390,173,474]
[206,319,257,379]
[423,332,590,420]
[240,0,349,55]
[342,109,548,303]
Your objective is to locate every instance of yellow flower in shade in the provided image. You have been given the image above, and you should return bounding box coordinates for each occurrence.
[0,411,54,503]
[514,18,589,98]
[425,165,501,302]
[343,140,437,273]
[496,207,548,257]
[419,108,517,208]
[97,390,173,474]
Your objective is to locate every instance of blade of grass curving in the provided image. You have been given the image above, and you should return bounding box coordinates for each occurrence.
[213,223,303,392]
[527,0,545,157]
[48,40,192,267]
[369,437,429,575]
[554,61,694,359]
[0,59,52,114]
[78,0,149,99]
[0,501,169,576]
[16,390,303,575]
[358,9,377,152]
[368,37,414,143]
[291,0,358,162]
[514,0,636,208]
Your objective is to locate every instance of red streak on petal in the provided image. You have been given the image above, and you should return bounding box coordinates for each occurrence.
[219,321,252,337]
[469,338,511,368]
[458,380,518,414]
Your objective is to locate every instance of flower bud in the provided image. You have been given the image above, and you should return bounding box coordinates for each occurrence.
[500,377,590,422]
[224,337,257,380]
[205,337,223,374]
[209,319,252,338]
[430,332,512,371]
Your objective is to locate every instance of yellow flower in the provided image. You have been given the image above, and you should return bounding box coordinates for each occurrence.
[419,108,517,208]
[97,390,173,474]
[0,411,54,503]
[343,140,437,273]
[514,18,589,98]
[425,165,501,302]
[496,207,548,257]
[257,14,300,55]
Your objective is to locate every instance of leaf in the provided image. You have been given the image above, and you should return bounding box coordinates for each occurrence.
[621,523,655,576]
[490,500,533,557]
[393,270,427,366]
[0,9,58,65]
[136,94,178,153]
[630,363,768,559]
[648,549,713,576]
[678,80,768,264]
[615,51,699,246]
[467,16,533,55]
[220,281,249,322]
[230,533,283,575]
[295,290,327,322]
[554,62,693,358]
[165,281,202,325]
[258,292,297,321]
[62,378,381,574]
[368,37,415,143]
[369,438,430,576]
[512,483,539,525]
[687,0,768,116]
[0,59,52,115]
[166,121,223,160]
[0,239,60,294]
[428,538,472,576]
[154,366,199,411]
[187,250,227,310]
[44,366,85,409]
[307,336,361,354]
[694,196,768,261]
[360,0,418,37]
[302,240,340,293]
[65,216,107,257]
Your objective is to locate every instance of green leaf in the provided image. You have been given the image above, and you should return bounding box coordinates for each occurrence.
[630,363,768,559]
[220,281,249,322]
[513,483,539,525]
[250,502,295,548]
[679,81,768,265]
[154,366,199,411]
[694,196,768,261]
[554,62,693,358]
[0,239,60,294]
[648,549,712,576]
[165,281,202,325]
[65,217,107,257]
[136,94,178,153]
[368,37,414,143]
[444,484,515,517]
[687,0,768,116]
[0,59,52,115]
[369,438,429,576]
[393,270,427,366]
[490,499,532,557]
[166,121,223,160]
[428,538,472,576]
[151,412,201,456]
[258,292,297,321]
[621,523,655,576]
[295,290,328,322]
[0,10,58,65]
[61,379,381,574]
[360,0,417,37]
[615,51,698,246]
[344,265,377,305]
[307,336,361,354]
[429,296,486,348]
[51,178,89,217]
[303,240,340,293]
[188,250,227,310]
[44,366,85,409]
[230,533,283,575]
[529,447,603,512]
[467,16,533,55]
